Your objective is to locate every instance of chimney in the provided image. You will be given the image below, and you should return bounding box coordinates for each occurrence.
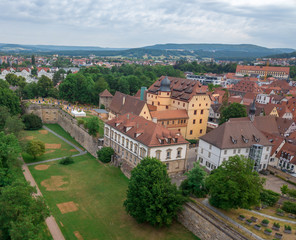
[140,87,147,101]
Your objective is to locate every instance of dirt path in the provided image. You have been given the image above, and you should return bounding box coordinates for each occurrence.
[22,162,65,240]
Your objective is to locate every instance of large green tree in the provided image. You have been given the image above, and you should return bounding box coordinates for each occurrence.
[0,132,21,169]
[0,106,11,131]
[0,88,21,115]
[37,75,54,97]
[206,155,265,210]
[26,140,45,160]
[124,157,186,226]
[180,161,208,198]
[4,116,25,138]
[0,179,50,240]
[22,113,42,130]
[219,102,247,124]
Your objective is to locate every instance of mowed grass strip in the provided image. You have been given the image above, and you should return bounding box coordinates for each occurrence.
[22,128,76,163]
[29,155,199,240]
[44,124,85,150]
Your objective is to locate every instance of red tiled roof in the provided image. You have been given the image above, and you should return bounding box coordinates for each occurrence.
[236,65,290,75]
[106,113,188,147]
[151,109,189,120]
[100,89,113,97]
[148,76,205,103]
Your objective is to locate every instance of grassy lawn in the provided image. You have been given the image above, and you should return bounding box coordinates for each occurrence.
[29,155,199,240]
[44,124,84,150]
[221,207,296,240]
[21,128,77,163]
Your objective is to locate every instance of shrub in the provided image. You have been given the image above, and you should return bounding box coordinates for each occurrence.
[282,201,296,214]
[97,147,114,163]
[239,215,245,218]
[186,139,198,145]
[285,225,292,230]
[277,208,284,214]
[265,228,272,233]
[246,219,252,223]
[77,119,84,126]
[59,157,74,165]
[262,219,269,224]
[273,222,280,228]
[260,189,280,206]
[26,140,45,159]
[100,104,105,109]
[22,113,42,130]
[287,188,296,198]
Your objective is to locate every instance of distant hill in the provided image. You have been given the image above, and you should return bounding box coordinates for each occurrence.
[0,43,294,60]
[267,51,296,58]
[0,43,126,52]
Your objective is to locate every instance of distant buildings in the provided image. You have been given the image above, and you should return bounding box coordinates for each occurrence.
[235,65,290,80]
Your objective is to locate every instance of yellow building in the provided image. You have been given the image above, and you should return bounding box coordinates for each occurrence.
[147,76,211,139]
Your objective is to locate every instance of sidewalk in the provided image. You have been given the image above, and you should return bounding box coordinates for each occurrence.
[22,163,65,240]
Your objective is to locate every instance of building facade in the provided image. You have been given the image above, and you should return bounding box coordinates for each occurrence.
[104,113,189,175]
[197,120,272,172]
[146,76,211,139]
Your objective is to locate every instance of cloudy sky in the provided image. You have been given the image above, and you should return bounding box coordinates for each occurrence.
[0,0,295,48]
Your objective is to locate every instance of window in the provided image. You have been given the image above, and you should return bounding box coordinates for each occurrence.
[233,149,236,154]
[192,104,194,107]
[184,120,186,123]
[199,119,202,124]
[194,110,197,115]
[183,103,185,107]
[166,106,168,109]
[209,144,212,150]
[201,148,203,154]
[166,150,172,159]
[199,129,202,134]
[193,119,196,124]
[267,147,270,151]
[208,152,211,158]
[166,163,169,170]
[177,148,182,158]
[246,149,249,153]
[190,130,193,135]
[167,121,169,125]
[265,155,268,160]
[201,110,204,114]
[134,144,138,154]
[199,157,203,163]
[156,150,161,159]
[238,149,241,154]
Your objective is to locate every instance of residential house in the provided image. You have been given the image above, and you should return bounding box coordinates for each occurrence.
[197,120,272,172]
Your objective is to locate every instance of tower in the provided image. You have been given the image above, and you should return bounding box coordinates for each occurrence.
[249,99,256,122]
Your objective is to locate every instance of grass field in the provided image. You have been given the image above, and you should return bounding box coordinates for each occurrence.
[44,124,84,150]
[22,128,77,163]
[29,155,199,240]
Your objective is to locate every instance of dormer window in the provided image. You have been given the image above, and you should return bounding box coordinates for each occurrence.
[242,135,249,143]
[253,135,260,143]
[230,136,237,144]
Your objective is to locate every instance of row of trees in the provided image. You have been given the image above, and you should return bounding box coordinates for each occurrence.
[0,82,50,239]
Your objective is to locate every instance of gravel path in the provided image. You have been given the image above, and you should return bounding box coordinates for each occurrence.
[22,162,65,240]
[250,210,296,224]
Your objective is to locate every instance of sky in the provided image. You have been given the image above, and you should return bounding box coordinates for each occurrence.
[0,0,295,49]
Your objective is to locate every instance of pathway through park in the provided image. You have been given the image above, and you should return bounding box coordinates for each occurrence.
[22,125,88,240]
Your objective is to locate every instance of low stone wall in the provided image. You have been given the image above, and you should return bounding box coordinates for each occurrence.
[25,103,99,157]
[178,202,250,240]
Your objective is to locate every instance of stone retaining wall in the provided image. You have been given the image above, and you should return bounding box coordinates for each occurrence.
[25,103,99,157]
[178,202,251,240]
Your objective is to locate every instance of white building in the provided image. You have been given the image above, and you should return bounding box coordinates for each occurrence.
[104,113,189,175]
[256,93,270,104]
[197,120,272,172]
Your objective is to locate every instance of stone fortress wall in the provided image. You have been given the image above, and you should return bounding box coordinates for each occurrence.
[25,103,99,157]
